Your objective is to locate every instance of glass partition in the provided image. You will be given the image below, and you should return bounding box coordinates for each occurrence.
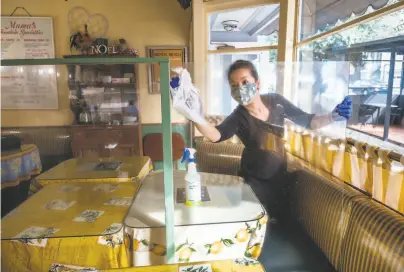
[206,50,277,116]
[1,55,403,271]
[0,58,177,265]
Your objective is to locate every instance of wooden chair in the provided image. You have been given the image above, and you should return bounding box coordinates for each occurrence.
[358,105,374,127]
[143,133,185,170]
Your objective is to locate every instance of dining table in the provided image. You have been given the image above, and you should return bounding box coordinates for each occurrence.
[1,181,140,272]
[48,258,266,271]
[1,144,42,216]
[124,170,268,267]
[30,156,152,194]
[363,102,398,125]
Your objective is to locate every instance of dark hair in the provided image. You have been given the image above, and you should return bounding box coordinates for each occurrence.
[227,60,259,82]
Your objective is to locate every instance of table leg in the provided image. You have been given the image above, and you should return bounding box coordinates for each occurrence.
[19,179,31,202]
[1,185,20,217]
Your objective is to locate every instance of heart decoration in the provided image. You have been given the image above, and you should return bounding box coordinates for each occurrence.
[68,6,109,37]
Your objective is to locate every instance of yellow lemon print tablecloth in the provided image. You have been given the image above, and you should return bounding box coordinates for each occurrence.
[124,171,267,266]
[1,182,140,272]
[45,258,266,272]
[30,156,151,194]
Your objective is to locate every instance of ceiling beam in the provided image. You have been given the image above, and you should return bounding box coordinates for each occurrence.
[258,18,279,35]
[209,13,219,29]
[239,7,267,31]
[210,31,258,42]
[304,0,317,15]
[248,6,280,36]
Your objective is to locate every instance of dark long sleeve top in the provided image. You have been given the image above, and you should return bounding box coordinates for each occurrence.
[216,93,314,147]
[215,93,314,181]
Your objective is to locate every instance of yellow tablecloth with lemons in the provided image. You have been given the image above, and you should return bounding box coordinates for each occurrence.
[124,171,268,267]
[46,259,266,272]
[30,156,151,194]
[1,182,140,272]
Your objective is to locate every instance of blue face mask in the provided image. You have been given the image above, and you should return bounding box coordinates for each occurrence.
[231,83,258,105]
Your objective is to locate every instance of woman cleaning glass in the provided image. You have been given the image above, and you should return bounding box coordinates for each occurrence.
[170,60,352,220]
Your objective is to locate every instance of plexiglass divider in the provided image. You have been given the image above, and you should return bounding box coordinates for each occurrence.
[1,57,176,264]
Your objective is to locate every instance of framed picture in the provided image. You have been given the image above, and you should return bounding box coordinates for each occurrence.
[147,46,188,94]
[1,17,58,109]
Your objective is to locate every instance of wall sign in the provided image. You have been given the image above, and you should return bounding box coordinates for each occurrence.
[1,17,58,110]
[147,46,187,94]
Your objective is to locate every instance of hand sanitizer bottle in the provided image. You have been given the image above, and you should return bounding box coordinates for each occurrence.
[181,148,202,206]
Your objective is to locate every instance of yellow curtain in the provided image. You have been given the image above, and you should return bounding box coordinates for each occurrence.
[286,127,403,214]
[302,132,315,164]
[311,135,324,171]
[318,138,344,175]
[288,126,305,159]
[372,149,404,213]
[330,139,345,179]
[265,133,285,155]
[342,141,370,194]
[367,145,380,200]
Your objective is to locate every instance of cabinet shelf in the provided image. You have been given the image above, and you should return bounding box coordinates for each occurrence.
[68,83,136,89]
[67,55,143,158]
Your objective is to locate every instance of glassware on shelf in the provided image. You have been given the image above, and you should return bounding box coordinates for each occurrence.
[82,67,97,85]
[79,110,92,124]
[89,105,101,125]
[100,111,112,125]
[123,100,139,125]
[74,65,81,82]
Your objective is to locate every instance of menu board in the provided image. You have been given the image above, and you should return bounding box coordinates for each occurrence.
[1,17,58,109]
[147,46,187,94]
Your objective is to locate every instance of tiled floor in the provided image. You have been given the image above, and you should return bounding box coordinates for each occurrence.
[349,124,404,145]
[347,126,404,154]
[259,222,335,272]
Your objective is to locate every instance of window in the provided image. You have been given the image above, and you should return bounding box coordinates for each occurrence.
[296,1,404,145]
[207,50,278,115]
[298,0,402,41]
[206,4,279,116]
[208,5,279,51]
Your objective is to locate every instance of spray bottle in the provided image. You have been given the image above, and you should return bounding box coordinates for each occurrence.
[181,148,202,206]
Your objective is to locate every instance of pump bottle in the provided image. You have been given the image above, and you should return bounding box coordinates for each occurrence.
[181,148,202,206]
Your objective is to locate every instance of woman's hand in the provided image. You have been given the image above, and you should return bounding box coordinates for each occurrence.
[169,75,206,125]
[310,96,353,129]
[170,76,180,89]
[170,76,221,142]
[332,96,352,120]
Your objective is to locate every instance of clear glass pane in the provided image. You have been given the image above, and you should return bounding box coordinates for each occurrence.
[124,170,265,228]
[0,63,155,239]
[208,4,279,51]
[345,53,404,147]
[299,0,403,41]
[299,9,404,62]
[298,5,404,149]
[297,53,404,152]
[206,50,278,116]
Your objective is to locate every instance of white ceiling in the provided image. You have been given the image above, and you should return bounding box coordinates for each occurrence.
[209,4,280,39]
[211,7,258,32]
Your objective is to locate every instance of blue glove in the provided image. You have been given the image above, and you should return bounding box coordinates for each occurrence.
[333,96,352,120]
[170,76,180,89]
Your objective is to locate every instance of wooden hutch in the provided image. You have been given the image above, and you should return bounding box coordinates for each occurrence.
[65,55,143,157]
